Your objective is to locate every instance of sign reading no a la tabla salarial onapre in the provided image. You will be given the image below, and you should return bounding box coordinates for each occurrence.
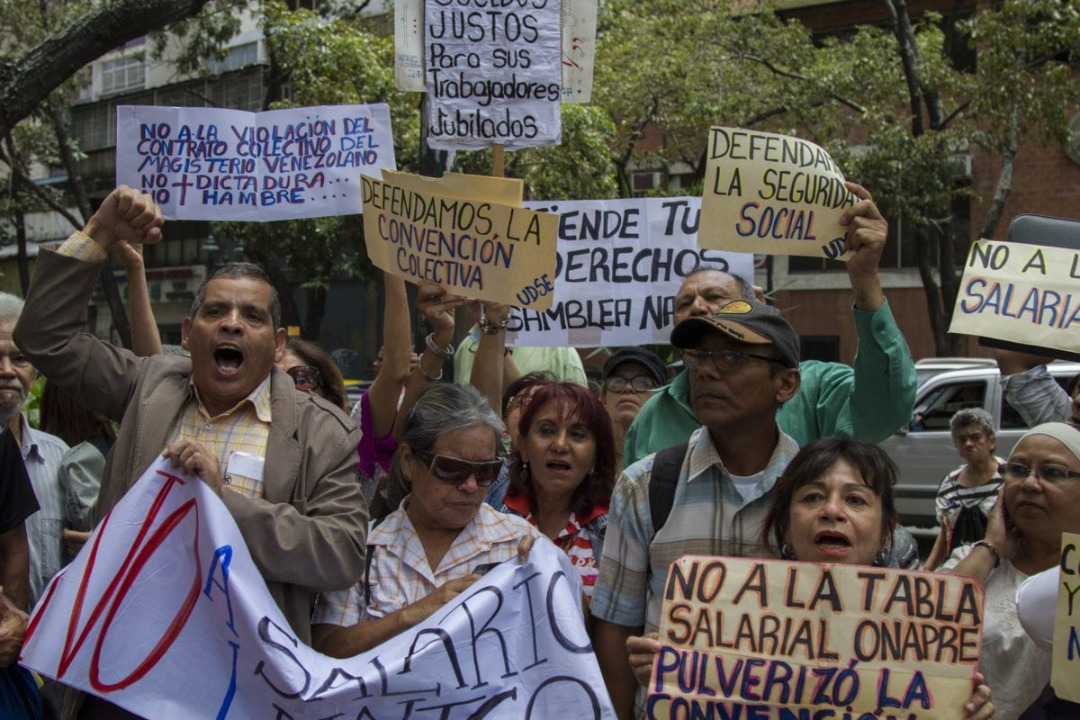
[649,556,984,720]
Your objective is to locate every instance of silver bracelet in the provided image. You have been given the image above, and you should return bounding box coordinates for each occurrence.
[425,332,454,359]
[418,351,443,381]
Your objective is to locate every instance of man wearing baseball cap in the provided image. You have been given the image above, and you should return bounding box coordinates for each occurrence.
[592,299,802,719]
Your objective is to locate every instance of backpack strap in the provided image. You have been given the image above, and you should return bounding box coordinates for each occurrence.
[648,441,690,537]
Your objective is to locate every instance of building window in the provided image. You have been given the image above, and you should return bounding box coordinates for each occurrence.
[205,42,259,75]
[73,103,115,152]
[101,56,145,96]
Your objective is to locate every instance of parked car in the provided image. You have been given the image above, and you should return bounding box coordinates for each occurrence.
[881,359,1080,527]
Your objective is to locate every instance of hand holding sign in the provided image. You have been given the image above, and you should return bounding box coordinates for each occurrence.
[162,440,224,497]
[840,182,887,311]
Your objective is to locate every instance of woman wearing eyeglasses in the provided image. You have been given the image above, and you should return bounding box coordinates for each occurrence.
[600,348,667,476]
[943,422,1080,719]
[499,381,616,610]
[311,383,538,657]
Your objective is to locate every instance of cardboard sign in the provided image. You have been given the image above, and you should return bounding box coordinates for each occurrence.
[423,0,562,149]
[648,556,984,720]
[362,172,558,308]
[116,104,396,220]
[21,457,616,719]
[699,128,857,259]
[509,197,753,347]
[1053,532,1080,702]
[949,239,1080,355]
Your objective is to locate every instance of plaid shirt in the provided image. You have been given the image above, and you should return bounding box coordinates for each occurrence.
[313,502,539,627]
[168,376,273,498]
[592,425,798,634]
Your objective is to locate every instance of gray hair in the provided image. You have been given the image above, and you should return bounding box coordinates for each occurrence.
[950,407,995,439]
[400,383,504,455]
[684,266,755,302]
[0,292,25,322]
[190,262,281,329]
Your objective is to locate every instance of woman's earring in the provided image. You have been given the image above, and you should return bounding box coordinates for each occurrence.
[873,545,892,567]
[780,542,796,560]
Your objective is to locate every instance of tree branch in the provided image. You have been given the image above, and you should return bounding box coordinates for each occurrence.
[0,0,214,136]
[739,53,866,114]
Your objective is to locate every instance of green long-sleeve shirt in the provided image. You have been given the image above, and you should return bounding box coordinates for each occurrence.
[624,300,917,466]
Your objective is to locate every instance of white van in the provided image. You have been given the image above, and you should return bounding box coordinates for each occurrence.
[880,359,1080,526]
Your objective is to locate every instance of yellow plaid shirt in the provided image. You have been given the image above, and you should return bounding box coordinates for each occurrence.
[169,376,273,498]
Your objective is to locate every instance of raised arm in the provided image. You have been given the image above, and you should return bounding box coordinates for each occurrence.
[366,272,412,438]
[831,182,917,442]
[469,302,510,414]
[996,349,1072,426]
[115,240,163,356]
[393,281,463,440]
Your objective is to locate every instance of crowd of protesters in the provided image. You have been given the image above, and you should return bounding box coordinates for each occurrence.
[0,184,1076,720]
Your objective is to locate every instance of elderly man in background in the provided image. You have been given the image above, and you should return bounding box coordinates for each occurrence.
[623,182,917,467]
[14,186,366,720]
[0,293,70,609]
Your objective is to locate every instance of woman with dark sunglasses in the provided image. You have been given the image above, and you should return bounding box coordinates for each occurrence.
[312,383,538,657]
[278,338,348,411]
[498,381,616,614]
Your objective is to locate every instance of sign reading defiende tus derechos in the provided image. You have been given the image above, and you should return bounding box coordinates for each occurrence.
[423,0,563,149]
[648,556,985,720]
[699,127,857,260]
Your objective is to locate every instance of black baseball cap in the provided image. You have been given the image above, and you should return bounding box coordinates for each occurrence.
[669,300,800,368]
[602,348,668,386]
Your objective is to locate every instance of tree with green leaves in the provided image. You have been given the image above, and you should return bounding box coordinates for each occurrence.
[591,0,1080,354]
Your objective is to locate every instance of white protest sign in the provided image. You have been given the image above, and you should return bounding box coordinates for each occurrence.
[396,0,427,91]
[560,0,597,103]
[949,240,1080,353]
[700,127,857,260]
[506,197,753,347]
[424,0,562,149]
[116,104,396,220]
[21,457,616,719]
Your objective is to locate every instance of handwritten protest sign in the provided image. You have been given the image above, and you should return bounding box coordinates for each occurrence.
[560,0,597,103]
[949,240,1080,355]
[21,457,615,719]
[424,0,562,149]
[116,104,395,220]
[699,127,857,260]
[1053,532,1080,702]
[648,556,984,720]
[507,197,753,347]
[362,172,558,308]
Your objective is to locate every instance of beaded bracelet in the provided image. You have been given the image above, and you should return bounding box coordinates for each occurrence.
[425,332,454,359]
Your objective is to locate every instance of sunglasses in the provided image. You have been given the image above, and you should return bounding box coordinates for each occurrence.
[286,365,321,390]
[416,451,502,488]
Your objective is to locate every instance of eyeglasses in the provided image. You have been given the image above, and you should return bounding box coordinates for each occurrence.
[416,451,502,488]
[681,348,780,373]
[286,365,321,390]
[999,462,1080,484]
[605,375,658,393]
